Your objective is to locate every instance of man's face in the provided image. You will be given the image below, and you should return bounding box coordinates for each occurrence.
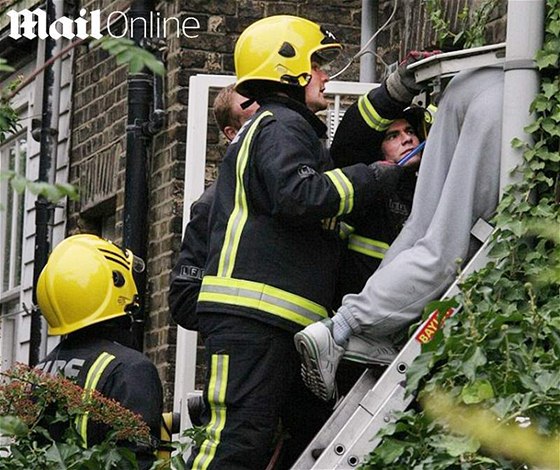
[381,119,421,166]
[305,63,330,113]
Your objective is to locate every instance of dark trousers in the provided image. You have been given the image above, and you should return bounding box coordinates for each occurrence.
[188,313,332,470]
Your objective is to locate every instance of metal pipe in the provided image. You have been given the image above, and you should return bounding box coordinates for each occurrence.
[123,0,156,350]
[499,0,545,194]
[360,0,378,82]
[29,0,57,366]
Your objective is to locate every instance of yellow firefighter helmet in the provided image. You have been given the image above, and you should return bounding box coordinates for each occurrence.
[36,234,144,336]
[234,15,342,97]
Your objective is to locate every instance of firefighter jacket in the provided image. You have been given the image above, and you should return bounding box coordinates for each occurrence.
[330,82,419,306]
[334,170,417,307]
[197,95,398,333]
[169,182,216,331]
[36,332,163,470]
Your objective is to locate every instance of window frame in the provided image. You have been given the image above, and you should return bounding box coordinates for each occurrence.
[0,132,27,300]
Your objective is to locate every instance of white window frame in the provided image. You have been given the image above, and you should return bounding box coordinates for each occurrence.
[0,299,19,371]
[0,133,27,298]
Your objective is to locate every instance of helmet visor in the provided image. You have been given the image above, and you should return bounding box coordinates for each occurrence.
[313,47,341,65]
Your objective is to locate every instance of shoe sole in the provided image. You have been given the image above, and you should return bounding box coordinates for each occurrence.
[294,332,331,401]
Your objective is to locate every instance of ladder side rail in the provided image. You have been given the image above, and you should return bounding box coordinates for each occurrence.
[292,369,379,469]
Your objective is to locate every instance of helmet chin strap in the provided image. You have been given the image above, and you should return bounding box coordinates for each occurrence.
[240,98,256,110]
[125,295,143,327]
[280,73,311,87]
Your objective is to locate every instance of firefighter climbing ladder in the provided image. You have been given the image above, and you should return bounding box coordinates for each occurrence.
[292,1,545,467]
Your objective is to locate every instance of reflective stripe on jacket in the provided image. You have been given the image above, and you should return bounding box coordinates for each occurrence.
[198,96,385,332]
[348,234,389,260]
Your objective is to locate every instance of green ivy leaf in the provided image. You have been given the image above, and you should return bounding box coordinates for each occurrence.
[374,438,407,464]
[524,119,541,134]
[492,395,516,419]
[10,174,27,193]
[462,347,487,381]
[536,50,559,68]
[44,442,75,466]
[461,379,494,404]
[542,117,560,136]
[510,137,525,149]
[431,433,480,457]
[519,373,541,393]
[406,351,434,395]
[548,18,560,36]
[0,415,29,438]
[535,370,560,393]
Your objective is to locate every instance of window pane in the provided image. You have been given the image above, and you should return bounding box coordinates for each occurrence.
[1,136,26,293]
[2,146,15,291]
[1,299,19,372]
[14,138,27,287]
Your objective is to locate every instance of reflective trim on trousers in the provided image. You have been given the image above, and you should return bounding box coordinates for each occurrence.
[192,354,230,470]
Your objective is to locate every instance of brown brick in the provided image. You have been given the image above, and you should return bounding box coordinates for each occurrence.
[181,0,236,16]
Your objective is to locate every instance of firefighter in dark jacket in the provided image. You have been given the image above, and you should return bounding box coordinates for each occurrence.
[169,85,258,331]
[332,105,427,308]
[327,52,432,377]
[35,234,163,470]
[331,98,428,393]
[189,15,409,470]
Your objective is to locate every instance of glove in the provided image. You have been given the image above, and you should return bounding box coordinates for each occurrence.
[385,50,440,104]
[369,161,403,194]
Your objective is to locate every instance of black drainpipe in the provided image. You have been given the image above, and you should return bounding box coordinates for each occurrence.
[29,0,57,366]
[123,0,164,350]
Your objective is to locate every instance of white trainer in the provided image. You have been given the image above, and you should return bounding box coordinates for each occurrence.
[294,319,344,401]
[343,334,398,365]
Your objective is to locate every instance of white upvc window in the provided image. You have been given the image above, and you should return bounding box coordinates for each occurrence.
[0,134,27,297]
[0,134,27,372]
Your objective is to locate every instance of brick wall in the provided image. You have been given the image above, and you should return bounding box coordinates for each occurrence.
[67,0,507,410]
[377,0,507,69]
[68,0,131,238]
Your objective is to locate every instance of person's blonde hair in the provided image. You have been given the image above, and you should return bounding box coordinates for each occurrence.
[213,84,242,133]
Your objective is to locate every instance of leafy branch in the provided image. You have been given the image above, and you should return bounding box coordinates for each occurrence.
[364,0,560,468]
[96,37,165,75]
[424,0,500,48]
[0,363,151,469]
[0,170,79,205]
